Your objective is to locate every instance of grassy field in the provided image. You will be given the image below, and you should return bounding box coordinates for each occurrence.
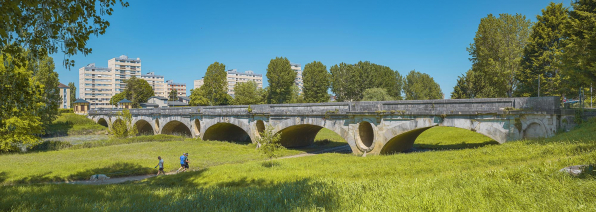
[1,121,595,211]
[45,113,107,137]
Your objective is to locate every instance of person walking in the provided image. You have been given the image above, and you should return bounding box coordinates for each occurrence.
[177,153,187,173]
[155,156,164,176]
[184,153,190,171]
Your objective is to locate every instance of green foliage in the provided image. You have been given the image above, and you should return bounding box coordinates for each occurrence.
[266,57,296,104]
[257,124,284,160]
[0,0,129,69]
[233,81,262,105]
[0,54,44,152]
[45,113,106,137]
[109,92,126,106]
[330,61,403,102]
[303,61,330,103]
[68,82,76,108]
[109,109,137,138]
[108,77,154,108]
[194,62,228,106]
[517,3,568,97]
[30,135,183,152]
[58,109,74,114]
[169,89,178,101]
[30,54,60,130]
[362,88,394,101]
[561,0,596,92]
[404,70,443,100]
[464,13,533,98]
[288,85,305,103]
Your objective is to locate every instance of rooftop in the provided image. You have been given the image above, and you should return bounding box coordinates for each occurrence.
[73,99,89,104]
[150,96,168,100]
[58,83,69,88]
[118,99,133,103]
[227,69,262,77]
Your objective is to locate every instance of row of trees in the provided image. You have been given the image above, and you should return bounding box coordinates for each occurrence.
[189,58,443,106]
[452,2,596,99]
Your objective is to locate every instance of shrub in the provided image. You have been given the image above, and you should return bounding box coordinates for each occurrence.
[58,108,74,114]
[109,109,137,138]
[256,124,284,160]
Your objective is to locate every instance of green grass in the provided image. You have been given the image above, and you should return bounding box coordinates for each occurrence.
[45,113,107,137]
[2,121,596,211]
[414,126,499,149]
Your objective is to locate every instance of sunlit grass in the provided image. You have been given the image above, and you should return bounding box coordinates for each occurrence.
[415,126,499,149]
[2,121,595,211]
[45,113,107,136]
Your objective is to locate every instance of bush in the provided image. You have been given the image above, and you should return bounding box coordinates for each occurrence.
[256,124,284,160]
[58,108,74,114]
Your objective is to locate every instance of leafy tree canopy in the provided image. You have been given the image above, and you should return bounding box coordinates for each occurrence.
[266,57,296,104]
[303,61,330,103]
[362,88,394,101]
[233,81,263,105]
[404,70,443,100]
[0,0,129,69]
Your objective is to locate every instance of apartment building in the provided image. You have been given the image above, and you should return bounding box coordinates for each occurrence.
[58,83,70,109]
[166,80,187,97]
[141,72,167,98]
[291,63,303,94]
[194,69,263,96]
[79,63,114,108]
[108,55,141,94]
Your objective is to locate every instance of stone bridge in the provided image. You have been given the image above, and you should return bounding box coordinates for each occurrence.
[88,97,573,155]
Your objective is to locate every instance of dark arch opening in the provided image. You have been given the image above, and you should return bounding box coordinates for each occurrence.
[161,120,192,137]
[256,120,265,136]
[276,124,323,147]
[135,120,154,135]
[380,126,499,155]
[204,123,251,143]
[358,121,374,148]
[97,118,109,127]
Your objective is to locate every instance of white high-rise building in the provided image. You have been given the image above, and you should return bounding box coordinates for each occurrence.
[194,69,263,96]
[79,63,114,108]
[108,55,141,95]
[141,72,167,98]
[291,63,303,94]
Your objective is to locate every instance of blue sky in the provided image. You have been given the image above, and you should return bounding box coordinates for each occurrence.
[52,0,567,98]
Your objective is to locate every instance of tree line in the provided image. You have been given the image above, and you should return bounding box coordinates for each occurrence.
[452,1,596,100]
[189,58,443,106]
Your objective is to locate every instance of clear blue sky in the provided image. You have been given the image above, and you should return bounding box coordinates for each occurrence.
[52,0,567,98]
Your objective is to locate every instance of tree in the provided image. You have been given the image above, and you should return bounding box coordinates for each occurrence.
[288,85,305,103]
[189,88,209,106]
[30,54,60,130]
[233,81,262,105]
[561,0,596,95]
[0,0,129,69]
[0,54,44,152]
[169,89,178,101]
[330,63,362,102]
[109,109,137,138]
[403,70,443,100]
[266,57,296,104]
[124,76,154,108]
[68,82,77,107]
[256,124,284,161]
[109,92,126,106]
[362,88,393,101]
[303,61,330,103]
[466,13,533,98]
[196,62,227,106]
[517,3,568,97]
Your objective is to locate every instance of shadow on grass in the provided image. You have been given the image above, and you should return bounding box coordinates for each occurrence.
[261,161,281,168]
[287,139,351,154]
[414,140,499,151]
[0,177,340,211]
[0,172,7,184]
[67,162,154,181]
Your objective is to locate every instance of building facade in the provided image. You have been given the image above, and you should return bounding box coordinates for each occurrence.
[141,72,167,98]
[226,69,263,96]
[108,55,141,95]
[167,80,187,97]
[194,78,204,90]
[58,83,70,109]
[291,63,303,94]
[79,63,114,108]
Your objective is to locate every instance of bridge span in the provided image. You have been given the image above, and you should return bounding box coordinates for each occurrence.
[88,97,575,155]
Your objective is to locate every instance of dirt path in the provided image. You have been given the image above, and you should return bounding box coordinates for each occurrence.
[60,145,352,185]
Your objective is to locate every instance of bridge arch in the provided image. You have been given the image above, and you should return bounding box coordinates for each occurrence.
[203,122,251,143]
[161,120,192,137]
[133,119,155,135]
[521,118,548,139]
[275,124,324,147]
[97,118,109,128]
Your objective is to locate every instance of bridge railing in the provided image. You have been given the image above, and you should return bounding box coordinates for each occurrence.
[87,97,561,116]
